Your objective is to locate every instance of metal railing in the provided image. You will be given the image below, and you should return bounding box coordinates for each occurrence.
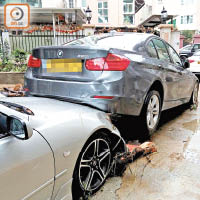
[9,30,85,53]
[0,30,85,54]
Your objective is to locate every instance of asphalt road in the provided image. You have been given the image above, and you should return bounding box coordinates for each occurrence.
[92,95,200,200]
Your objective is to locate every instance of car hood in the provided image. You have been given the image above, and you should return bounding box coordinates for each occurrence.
[0,97,85,129]
[180,49,191,54]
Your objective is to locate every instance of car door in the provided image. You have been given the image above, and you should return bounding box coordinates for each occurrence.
[167,43,194,99]
[152,38,181,101]
[0,112,55,200]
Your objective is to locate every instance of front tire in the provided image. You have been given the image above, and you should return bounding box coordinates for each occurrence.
[141,90,161,136]
[72,133,112,199]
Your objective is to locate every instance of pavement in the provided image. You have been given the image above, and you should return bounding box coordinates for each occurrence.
[92,95,200,200]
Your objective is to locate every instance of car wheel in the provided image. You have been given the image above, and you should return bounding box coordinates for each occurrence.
[141,90,161,136]
[72,133,112,199]
[189,82,199,106]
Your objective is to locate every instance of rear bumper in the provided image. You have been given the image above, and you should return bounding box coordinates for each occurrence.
[24,73,143,116]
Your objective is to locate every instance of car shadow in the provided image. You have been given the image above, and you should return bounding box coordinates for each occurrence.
[112,104,190,143]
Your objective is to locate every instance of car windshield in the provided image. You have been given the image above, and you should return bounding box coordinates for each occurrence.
[193,50,200,56]
[65,33,147,51]
[180,45,192,51]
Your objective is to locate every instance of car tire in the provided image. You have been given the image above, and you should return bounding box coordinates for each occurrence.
[72,132,112,199]
[180,55,187,62]
[140,90,161,136]
[189,82,199,106]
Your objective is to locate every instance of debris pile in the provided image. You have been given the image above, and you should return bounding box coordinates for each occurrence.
[0,84,26,97]
[111,141,157,176]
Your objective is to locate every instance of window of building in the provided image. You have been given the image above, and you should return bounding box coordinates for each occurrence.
[82,0,86,7]
[68,0,74,8]
[123,0,134,25]
[98,1,108,23]
[180,0,194,5]
[0,0,42,7]
[181,15,193,24]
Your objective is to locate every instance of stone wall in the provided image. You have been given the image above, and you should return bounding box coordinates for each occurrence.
[0,72,24,85]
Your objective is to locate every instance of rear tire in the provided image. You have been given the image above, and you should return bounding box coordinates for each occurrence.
[72,132,112,199]
[140,90,161,136]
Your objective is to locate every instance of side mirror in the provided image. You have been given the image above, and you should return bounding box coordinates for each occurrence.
[182,58,190,69]
[7,116,33,140]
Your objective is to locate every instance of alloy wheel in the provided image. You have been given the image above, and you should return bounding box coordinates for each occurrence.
[79,138,111,192]
[146,94,160,130]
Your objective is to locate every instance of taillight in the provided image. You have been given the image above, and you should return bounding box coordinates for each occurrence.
[189,59,195,63]
[85,53,130,71]
[28,55,41,68]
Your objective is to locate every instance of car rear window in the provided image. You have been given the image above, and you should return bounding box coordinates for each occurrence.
[65,34,146,51]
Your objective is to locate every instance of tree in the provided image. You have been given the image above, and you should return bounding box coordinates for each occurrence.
[181,30,195,44]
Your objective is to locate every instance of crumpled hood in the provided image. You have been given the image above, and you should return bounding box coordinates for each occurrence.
[0,97,84,130]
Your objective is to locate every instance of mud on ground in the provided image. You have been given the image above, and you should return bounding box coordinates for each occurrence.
[92,95,200,200]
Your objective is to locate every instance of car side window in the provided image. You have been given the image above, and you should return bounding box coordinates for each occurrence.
[146,41,158,58]
[152,39,171,62]
[193,45,199,50]
[167,44,182,66]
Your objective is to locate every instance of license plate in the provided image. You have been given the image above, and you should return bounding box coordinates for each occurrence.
[198,61,200,64]
[46,59,82,72]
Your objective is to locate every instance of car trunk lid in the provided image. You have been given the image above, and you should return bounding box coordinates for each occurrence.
[30,46,109,82]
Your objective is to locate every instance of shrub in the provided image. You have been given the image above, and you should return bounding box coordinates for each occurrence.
[0,48,28,72]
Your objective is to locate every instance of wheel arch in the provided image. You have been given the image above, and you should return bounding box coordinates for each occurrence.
[146,80,164,108]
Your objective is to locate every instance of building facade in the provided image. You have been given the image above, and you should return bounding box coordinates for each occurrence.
[175,0,200,32]
[0,0,42,7]
[0,0,86,25]
[135,0,200,32]
[86,0,136,28]
[0,0,86,9]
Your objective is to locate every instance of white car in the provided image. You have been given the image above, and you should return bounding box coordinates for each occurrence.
[188,50,200,76]
[0,97,126,200]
